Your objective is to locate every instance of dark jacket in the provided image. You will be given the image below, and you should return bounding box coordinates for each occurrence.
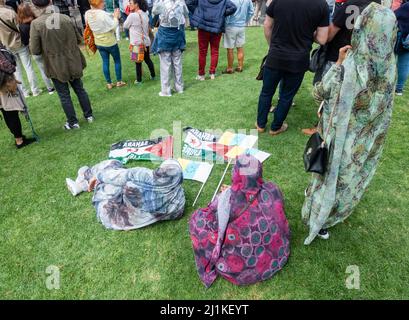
[186,0,237,34]
[30,9,86,82]
[396,2,409,53]
[396,2,409,35]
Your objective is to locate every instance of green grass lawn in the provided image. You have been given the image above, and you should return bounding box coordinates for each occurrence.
[1,27,409,300]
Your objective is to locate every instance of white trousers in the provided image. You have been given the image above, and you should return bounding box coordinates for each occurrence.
[12,46,39,96]
[32,55,53,90]
[159,50,184,95]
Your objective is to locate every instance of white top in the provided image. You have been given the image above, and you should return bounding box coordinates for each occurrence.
[124,10,151,47]
[85,9,118,34]
[152,0,189,28]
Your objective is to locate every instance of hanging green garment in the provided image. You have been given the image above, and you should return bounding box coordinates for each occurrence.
[302,2,398,245]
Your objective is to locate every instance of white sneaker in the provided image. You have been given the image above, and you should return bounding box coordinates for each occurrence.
[318,229,330,240]
[63,122,80,130]
[196,75,205,81]
[66,178,87,196]
[159,92,172,97]
[209,74,216,80]
[86,116,95,123]
[32,89,43,97]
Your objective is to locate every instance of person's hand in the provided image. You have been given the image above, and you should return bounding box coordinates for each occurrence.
[336,45,352,66]
[114,8,120,19]
[88,178,98,192]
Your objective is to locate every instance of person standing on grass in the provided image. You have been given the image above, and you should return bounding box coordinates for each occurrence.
[30,0,94,130]
[321,0,381,82]
[52,0,71,16]
[104,0,121,40]
[302,3,397,244]
[152,0,188,97]
[77,0,91,28]
[16,3,55,95]
[395,0,409,95]
[255,0,329,136]
[85,0,126,90]
[302,0,382,136]
[0,45,36,149]
[0,0,41,98]
[118,0,130,40]
[124,0,156,85]
[222,0,253,74]
[253,0,265,23]
[186,0,237,81]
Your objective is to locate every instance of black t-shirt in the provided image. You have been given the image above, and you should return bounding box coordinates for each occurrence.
[265,0,329,73]
[326,0,381,62]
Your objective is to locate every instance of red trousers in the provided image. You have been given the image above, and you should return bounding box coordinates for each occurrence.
[198,29,222,76]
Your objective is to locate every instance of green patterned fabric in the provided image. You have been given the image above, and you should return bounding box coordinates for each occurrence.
[302,2,397,245]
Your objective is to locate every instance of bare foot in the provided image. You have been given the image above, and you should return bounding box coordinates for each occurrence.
[302,127,317,136]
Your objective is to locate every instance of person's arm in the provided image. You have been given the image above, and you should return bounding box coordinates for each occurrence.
[185,0,198,14]
[246,0,255,24]
[123,12,133,29]
[327,23,341,42]
[152,0,165,16]
[313,46,350,102]
[183,2,190,17]
[264,15,274,45]
[225,0,237,16]
[29,22,42,55]
[314,26,329,45]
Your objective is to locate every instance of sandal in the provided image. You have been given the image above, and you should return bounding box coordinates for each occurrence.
[269,123,288,136]
[235,67,243,73]
[255,122,266,133]
[222,69,234,74]
[106,83,114,90]
[116,81,127,88]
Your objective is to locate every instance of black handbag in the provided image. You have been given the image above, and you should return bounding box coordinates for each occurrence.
[303,100,336,175]
[303,132,328,174]
[256,55,267,81]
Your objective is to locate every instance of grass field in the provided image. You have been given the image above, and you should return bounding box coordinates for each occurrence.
[1,27,408,300]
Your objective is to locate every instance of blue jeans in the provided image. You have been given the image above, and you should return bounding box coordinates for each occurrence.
[96,44,122,84]
[396,51,409,92]
[257,66,305,131]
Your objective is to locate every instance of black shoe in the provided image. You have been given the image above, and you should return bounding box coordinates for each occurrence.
[16,136,36,149]
[318,229,330,240]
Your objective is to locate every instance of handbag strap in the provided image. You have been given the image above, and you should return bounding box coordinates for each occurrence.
[137,10,145,47]
[0,17,20,34]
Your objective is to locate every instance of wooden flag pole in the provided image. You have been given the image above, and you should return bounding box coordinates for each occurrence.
[192,182,206,207]
[211,158,232,203]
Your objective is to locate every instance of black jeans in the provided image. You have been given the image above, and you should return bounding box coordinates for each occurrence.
[136,46,156,83]
[1,109,22,138]
[257,66,305,131]
[52,78,93,126]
